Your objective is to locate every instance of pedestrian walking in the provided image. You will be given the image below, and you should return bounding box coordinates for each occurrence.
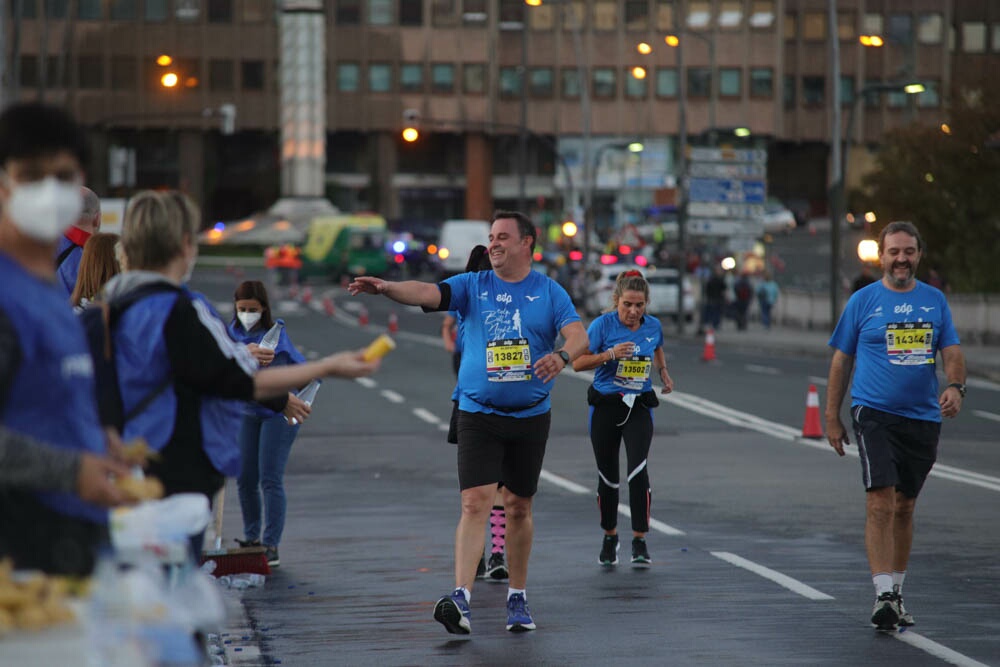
[825,221,967,632]
[572,270,673,568]
[349,210,589,635]
[228,280,311,568]
[55,186,101,296]
[755,271,779,329]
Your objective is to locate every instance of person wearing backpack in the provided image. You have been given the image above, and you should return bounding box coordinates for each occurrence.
[99,190,380,553]
[0,102,130,575]
[227,280,311,567]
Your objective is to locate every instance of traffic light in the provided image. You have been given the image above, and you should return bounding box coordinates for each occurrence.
[402,108,420,142]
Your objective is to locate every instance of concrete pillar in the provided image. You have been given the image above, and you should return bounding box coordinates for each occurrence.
[178,129,205,207]
[465,133,492,220]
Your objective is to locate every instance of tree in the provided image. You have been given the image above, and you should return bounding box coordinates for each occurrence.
[859,81,1000,292]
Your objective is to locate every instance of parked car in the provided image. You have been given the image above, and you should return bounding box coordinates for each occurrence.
[583,264,696,321]
[759,198,797,234]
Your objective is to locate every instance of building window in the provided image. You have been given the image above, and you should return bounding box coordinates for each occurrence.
[862,79,880,109]
[592,67,616,99]
[750,1,774,29]
[862,12,882,36]
[749,67,772,97]
[370,0,393,25]
[688,67,710,98]
[209,59,234,91]
[432,0,454,26]
[887,89,907,109]
[839,75,854,106]
[593,0,615,31]
[400,0,422,25]
[242,0,267,21]
[837,11,854,40]
[718,1,741,29]
[463,63,485,94]
[802,11,825,41]
[46,0,69,18]
[337,0,361,24]
[917,14,942,45]
[400,63,423,92]
[242,60,265,90]
[78,0,101,19]
[109,0,136,20]
[783,74,795,109]
[562,1,585,32]
[78,55,104,89]
[462,0,487,25]
[337,63,360,92]
[686,1,709,30]
[369,63,392,92]
[994,25,1000,52]
[783,12,796,41]
[561,68,581,98]
[719,68,740,97]
[111,56,135,90]
[655,0,673,31]
[802,75,824,106]
[45,56,69,87]
[207,0,231,22]
[144,0,168,21]
[917,83,939,108]
[656,67,678,98]
[625,69,647,99]
[963,22,986,53]
[19,56,38,88]
[499,0,522,24]
[624,0,647,31]
[499,66,522,98]
[431,63,454,92]
[887,13,912,47]
[529,67,553,97]
[529,4,554,29]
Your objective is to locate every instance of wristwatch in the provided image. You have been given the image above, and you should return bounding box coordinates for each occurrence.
[556,350,571,368]
[947,382,967,397]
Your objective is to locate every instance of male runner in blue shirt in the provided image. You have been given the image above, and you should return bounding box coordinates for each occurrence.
[350,210,589,635]
[825,221,966,632]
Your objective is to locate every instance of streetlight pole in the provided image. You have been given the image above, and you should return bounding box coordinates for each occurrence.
[828,0,843,331]
[675,32,688,336]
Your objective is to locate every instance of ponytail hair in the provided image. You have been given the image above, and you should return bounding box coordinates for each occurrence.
[610,269,649,309]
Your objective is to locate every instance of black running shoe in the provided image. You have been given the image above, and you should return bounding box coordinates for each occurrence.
[630,537,651,567]
[486,552,508,581]
[599,534,619,566]
[871,592,899,631]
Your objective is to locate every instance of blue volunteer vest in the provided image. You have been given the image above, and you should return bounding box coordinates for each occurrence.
[0,252,107,523]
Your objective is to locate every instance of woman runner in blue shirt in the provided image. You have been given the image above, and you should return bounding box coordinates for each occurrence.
[573,270,674,567]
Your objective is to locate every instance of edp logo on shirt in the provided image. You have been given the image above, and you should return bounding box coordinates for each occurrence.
[496,293,512,305]
[894,303,913,316]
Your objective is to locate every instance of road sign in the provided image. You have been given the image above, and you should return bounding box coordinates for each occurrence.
[688,178,766,204]
[688,202,765,218]
[688,147,767,163]
[688,162,767,179]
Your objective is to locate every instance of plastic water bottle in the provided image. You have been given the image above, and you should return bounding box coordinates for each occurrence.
[259,322,283,350]
[288,379,321,425]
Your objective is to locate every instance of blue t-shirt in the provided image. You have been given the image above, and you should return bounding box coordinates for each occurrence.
[444,269,580,417]
[829,280,960,421]
[587,312,664,395]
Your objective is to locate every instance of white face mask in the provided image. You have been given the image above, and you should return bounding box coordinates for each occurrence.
[6,177,83,242]
[238,312,262,330]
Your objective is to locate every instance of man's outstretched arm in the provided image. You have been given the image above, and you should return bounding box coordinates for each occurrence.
[348,276,443,309]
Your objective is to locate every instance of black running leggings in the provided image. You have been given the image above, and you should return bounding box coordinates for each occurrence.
[589,400,653,533]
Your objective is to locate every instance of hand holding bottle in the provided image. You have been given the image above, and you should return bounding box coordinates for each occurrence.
[283,392,311,425]
[246,342,276,367]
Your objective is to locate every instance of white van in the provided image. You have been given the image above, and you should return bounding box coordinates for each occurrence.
[437,219,491,275]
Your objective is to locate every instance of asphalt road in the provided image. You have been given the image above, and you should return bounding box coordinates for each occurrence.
[194,266,999,667]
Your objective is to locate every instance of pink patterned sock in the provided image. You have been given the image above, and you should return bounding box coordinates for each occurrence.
[490,506,506,554]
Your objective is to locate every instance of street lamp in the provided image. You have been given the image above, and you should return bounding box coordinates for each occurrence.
[662,31,716,132]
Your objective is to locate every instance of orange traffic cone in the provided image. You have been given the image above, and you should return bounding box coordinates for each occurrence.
[700,327,717,362]
[322,297,335,317]
[301,286,313,305]
[802,384,824,438]
[358,306,369,327]
[388,312,399,334]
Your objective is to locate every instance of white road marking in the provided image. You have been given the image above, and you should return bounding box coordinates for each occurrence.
[438,423,450,432]
[380,389,405,404]
[710,552,834,601]
[355,377,377,389]
[807,376,828,386]
[967,377,1000,392]
[972,409,1000,423]
[745,364,781,375]
[894,631,993,667]
[412,408,440,425]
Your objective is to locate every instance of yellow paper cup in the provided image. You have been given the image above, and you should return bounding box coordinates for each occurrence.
[363,333,396,361]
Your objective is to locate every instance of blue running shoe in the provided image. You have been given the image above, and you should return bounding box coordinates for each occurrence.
[433,589,471,635]
[505,593,536,632]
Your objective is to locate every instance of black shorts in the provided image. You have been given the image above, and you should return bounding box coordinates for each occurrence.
[456,410,550,498]
[851,405,940,498]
